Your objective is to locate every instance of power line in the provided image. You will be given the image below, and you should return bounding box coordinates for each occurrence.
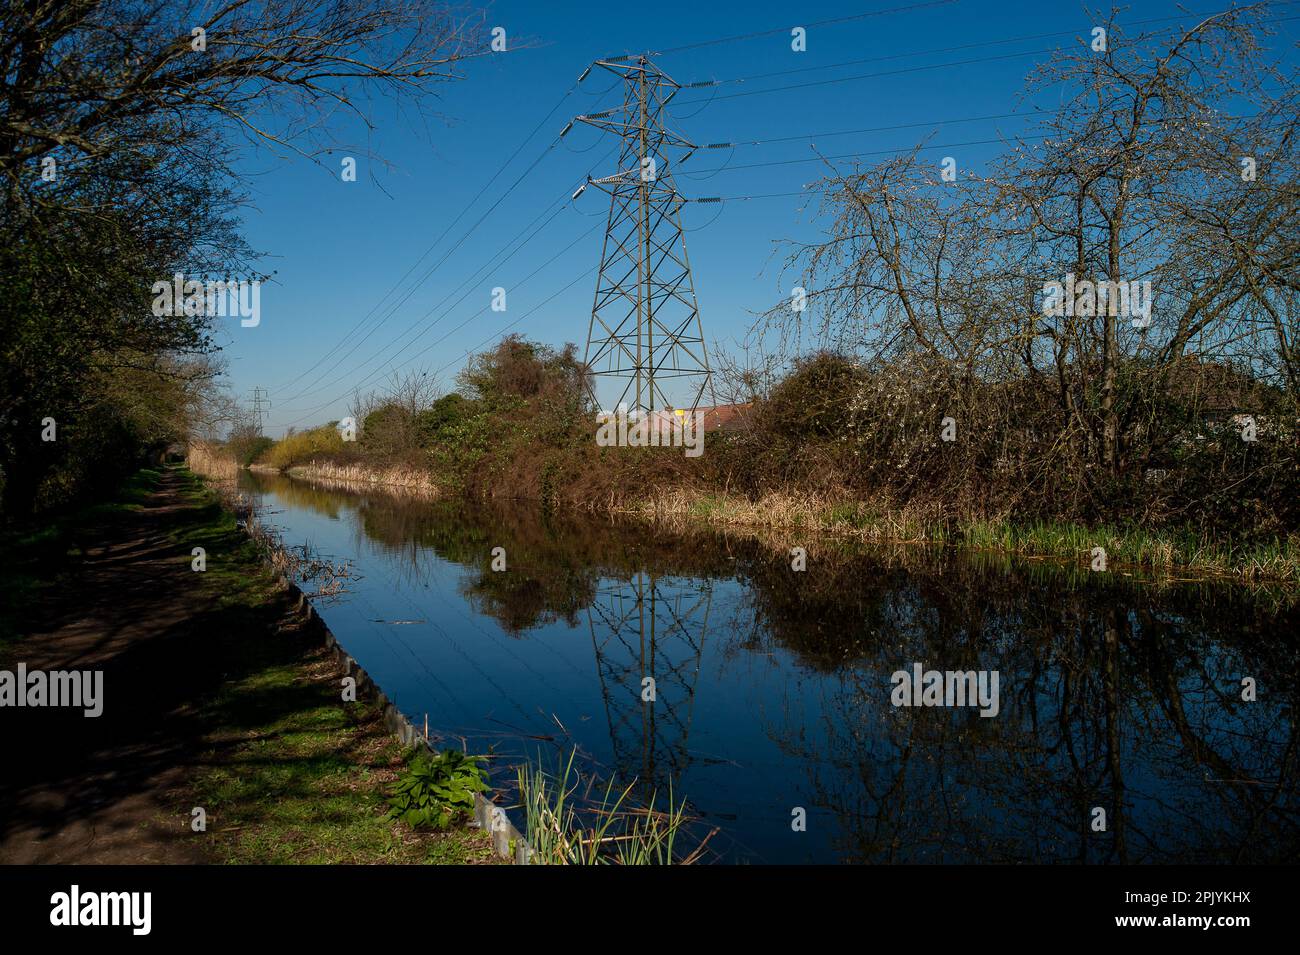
[682,5,1300,90]
[327,258,597,417]
[277,226,602,427]
[687,110,1035,152]
[275,83,626,409]
[280,197,574,405]
[681,111,1287,178]
[677,110,1292,202]
[275,134,572,405]
[424,267,601,383]
[688,134,1050,176]
[677,47,1063,107]
[679,96,1281,167]
[686,189,813,203]
[643,0,958,56]
[276,142,617,411]
[673,9,1300,107]
[271,74,589,399]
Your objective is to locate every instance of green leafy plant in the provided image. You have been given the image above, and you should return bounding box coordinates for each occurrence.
[386,749,489,830]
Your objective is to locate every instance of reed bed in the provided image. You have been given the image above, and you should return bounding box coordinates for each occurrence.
[515,751,715,865]
[626,489,1299,583]
[285,461,439,497]
[624,489,948,544]
[186,441,239,481]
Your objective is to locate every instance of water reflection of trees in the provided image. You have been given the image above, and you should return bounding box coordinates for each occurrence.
[246,471,1299,863]
[249,470,737,635]
[238,469,346,519]
[740,554,1300,863]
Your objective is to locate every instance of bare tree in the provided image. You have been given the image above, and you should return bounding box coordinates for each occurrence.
[350,368,441,459]
[0,0,488,180]
[710,335,783,407]
[767,5,1297,518]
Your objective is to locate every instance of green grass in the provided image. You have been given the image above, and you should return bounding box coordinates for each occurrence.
[960,517,1298,581]
[826,501,869,529]
[3,465,498,864]
[191,662,494,864]
[685,494,728,520]
[169,467,499,864]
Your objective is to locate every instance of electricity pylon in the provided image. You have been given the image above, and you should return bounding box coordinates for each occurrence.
[250,387,272,436]
[569,56,715,415]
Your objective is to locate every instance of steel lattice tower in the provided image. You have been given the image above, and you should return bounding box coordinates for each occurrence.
[572,56,715,415]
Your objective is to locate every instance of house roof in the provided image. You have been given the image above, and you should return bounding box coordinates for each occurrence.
[698,403,751,432]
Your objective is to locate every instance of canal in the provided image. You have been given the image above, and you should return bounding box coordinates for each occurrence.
[241,470,1299,864]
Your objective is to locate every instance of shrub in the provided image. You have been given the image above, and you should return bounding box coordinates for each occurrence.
[257,423,347,470]
[457,334,591,417]
[415,393,473,445]
[759,351,863,440]
[226,425,274,466]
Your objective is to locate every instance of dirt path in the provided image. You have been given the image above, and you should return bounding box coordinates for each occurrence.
[0,469,248,861]
[0,468,497,865]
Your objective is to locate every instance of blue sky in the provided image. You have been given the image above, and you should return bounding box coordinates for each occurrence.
[215,0,1299,435]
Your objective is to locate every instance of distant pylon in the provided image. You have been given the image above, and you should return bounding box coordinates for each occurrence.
[570,55,715,415]
[250,386,272,436]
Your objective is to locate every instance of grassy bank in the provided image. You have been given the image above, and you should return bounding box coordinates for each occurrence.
[189,653,496,864]
[628,489,1298,583]
[1,466,497,864]
[216,455,1299,583]
[618,485,1289,582]
[168,468,498,864]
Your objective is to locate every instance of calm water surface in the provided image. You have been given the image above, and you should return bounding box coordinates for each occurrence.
[241,471,1300,864]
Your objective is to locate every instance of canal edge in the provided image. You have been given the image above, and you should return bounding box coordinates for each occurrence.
[274,570,534,865]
